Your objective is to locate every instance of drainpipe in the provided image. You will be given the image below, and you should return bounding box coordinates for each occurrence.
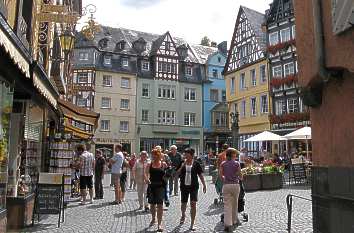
[312,0,331,82]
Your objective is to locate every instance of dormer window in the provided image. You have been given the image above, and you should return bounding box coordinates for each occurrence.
[122,58,129,67]
[186,66,192,76]
[116,40,126,51]
[98,38,109,49]
[142,61,150,71]
[133,37,147,53]
[104,55,111,65]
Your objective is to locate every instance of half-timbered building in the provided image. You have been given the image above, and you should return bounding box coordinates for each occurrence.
[265,0,310,141]
[224,6,271,156]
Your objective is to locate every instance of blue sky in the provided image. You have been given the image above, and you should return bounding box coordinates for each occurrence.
[80,0,273,45]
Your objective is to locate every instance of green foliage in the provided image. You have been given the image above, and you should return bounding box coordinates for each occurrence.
[200,36,210,46]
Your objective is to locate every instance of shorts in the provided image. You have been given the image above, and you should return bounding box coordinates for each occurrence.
[180,186,199,203]
[148,184,165,205]
[111,173,121,186]
[80,175,93,189]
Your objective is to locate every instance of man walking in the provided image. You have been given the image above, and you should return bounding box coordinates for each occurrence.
[110,144,124,204]
[94,150,106,199]
[78,144,95,205]
[168,145,183,196]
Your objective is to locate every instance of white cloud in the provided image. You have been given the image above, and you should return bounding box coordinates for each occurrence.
[81,0,272,45]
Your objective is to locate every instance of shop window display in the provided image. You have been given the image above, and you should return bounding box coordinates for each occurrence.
[0,80,13,209]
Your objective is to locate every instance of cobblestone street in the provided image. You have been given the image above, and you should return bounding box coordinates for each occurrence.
[16,173,313,233]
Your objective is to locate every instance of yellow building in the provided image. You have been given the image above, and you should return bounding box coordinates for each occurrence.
[224,6,271,155]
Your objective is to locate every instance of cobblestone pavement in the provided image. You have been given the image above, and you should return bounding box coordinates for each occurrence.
[16,173,313,233]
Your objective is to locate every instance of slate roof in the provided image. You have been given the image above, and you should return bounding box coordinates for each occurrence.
[75,26,217,64]
[241,6,267,50]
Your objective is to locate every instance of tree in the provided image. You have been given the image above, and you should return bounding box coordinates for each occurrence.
[210,41,217,47]
[200,36,210,46]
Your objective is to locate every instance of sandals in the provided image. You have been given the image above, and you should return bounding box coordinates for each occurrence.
[157,226,164,232]
[149,220,156,227]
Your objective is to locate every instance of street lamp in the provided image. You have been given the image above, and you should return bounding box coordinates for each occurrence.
[230,111,240,149]
[59,29,75,59]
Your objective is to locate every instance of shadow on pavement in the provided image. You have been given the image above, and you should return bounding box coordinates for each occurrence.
[113,209,149,218]
[14,223,56,233]
[86,201,112,209]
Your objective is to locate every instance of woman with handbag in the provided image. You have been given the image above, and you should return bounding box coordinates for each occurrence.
[178,148,207,231]
[145,148,167,232]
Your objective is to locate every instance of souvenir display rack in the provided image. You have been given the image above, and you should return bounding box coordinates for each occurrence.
[49,140,74,202]
[21,140,41,191]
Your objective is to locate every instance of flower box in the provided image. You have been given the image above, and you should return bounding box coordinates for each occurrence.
[261,173,283,190]
[243,174,262,192]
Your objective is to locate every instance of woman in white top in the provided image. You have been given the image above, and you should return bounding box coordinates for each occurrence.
[132,151,149,211]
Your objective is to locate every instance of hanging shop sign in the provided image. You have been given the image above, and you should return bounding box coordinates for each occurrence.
[37,4,79,24]
[41,4,69,13]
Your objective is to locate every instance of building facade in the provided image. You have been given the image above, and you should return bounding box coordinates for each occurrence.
[74,27,217,154]
[294,0,354,232]
[203,43,230,153]
[224,6,271,156]
[265,0,310,142]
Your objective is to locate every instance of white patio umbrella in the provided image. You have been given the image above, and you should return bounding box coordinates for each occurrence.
[283,127,312,159]
[244,131,285,153]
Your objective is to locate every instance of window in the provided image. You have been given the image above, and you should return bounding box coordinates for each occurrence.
[77,97,87,107]
[214,112,227,127]
[101,97,111,109]
[184,113,196,126]
[157,85,175,99]
[102,75,112,87]
[241,100,246,117]
[288,98,299,113]
[260,65,267,83]
[77,72,88,83]
[142,83,150,97]
[284,63,295,76]
[210,89,219,102]
[250,69,256,86]
[142,61,150,71]
[120,99,129,110]
[186,66,192,76]
[240,73,246,90]
[121,78,130,88]
[104,56,111,65]
[184,88,196,101]
[142,110,149,123]
[212,69,218,78]
[280,28,291,42]
[240,45,248,58]
[157,110,176,125]
[260,95,268,114]
[120,121,129,132]
[79,52,89,61]
[230,77,235,94]
[221,90,226,102]
[272,66,282,78]
[122,58,129,67]
[269,32,279,45]
[275,100,287,115]
[292,25,296,39]
[250,97,257,116]
[100,120,110,131]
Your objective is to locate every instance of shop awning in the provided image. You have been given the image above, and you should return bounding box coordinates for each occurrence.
[58,99,99,127]
[0,17,30,78]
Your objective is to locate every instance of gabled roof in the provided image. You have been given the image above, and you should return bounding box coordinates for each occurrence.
[241,6,266,50]
[75,26,217,64]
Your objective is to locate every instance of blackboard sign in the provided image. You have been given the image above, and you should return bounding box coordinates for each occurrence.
[292,163,306,182]
[33,173,64,227]
[35,185,62,214]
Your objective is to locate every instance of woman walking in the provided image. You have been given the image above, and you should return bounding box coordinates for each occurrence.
[132,151,149,211]
[178,148,206,231]
[219,148,242,232]
[146,148,167,232]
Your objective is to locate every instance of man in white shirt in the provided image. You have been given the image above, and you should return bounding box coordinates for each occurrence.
[110,144,124,204]
[78,144,95,205]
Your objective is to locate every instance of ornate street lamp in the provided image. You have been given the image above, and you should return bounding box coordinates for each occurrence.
[59,29,75,59]
[230,111,240,149]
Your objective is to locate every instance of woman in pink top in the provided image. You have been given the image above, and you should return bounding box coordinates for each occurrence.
[219,148,242,232]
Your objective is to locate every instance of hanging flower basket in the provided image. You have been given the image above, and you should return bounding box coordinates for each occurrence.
[270,77,283,88]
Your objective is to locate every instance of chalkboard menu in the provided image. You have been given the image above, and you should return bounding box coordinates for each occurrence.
[33,173,64,227]
[35,185,62,214]
[292,163,306,182]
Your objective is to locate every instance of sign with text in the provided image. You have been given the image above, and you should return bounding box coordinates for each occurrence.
[292,163,306,182]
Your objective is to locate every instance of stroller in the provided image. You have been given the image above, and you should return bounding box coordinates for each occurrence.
[220,180,248,223]
[214,176,223,205]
